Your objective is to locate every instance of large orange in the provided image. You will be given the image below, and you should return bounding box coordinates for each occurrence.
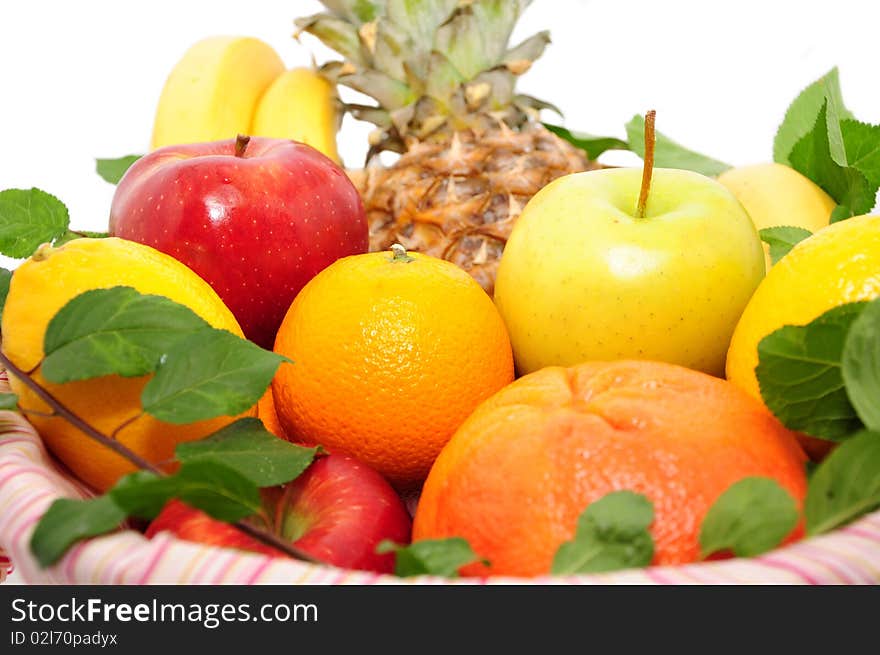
[413,360,807,577]
[2,238,249,492]
[272,247,514,488]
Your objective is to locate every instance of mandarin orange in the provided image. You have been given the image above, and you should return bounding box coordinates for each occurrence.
[413,360,808,577]
[272,246,514,488]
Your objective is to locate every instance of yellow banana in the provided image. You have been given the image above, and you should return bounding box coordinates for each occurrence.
[251,68,341,163]
[151,36,284,150]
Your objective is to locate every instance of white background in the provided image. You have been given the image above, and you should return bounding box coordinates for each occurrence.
[0,0,879,582]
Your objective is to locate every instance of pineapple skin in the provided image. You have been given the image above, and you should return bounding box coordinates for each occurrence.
[359,124,592,294]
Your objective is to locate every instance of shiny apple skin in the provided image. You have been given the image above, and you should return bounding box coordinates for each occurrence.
[146,453,413,574]
[109,137,368,348]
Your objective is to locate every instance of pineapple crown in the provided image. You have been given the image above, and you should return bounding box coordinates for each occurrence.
[296,0,555,157]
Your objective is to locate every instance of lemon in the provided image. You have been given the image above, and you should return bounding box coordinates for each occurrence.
[2,238,248,491]
[726,215,880,403]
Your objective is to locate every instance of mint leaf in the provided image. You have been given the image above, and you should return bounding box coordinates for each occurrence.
[774,68,852,166]
[141,329,289,424]
[625,115,731,177]
[788,102,875,220]
[41,286,211,384]
[167,460,262,522]
[805,431,880,535]
[756,302,867,441]
[543,123,629,160]
[551,490,654,575]
[0,266,11,319]
[96,155,142,185]
[376,538,484,578]
[0,188,70,258]
[0,392,18,410]
[53,230,109,246]
[175,417,317,487]
[29,496,126,567]
[759,226,813,266]
[114,461,262,523]
[842,298,880,431]
[699,477,799,558]
[841,119,880,188]
[108,470,175,520]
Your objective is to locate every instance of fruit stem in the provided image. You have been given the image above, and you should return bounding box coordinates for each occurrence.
[389,244,415,263]
[234,134,251,158]
[0,339,321,565]
[636,109,657,219]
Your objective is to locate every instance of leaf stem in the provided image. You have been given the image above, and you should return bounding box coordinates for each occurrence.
[110,411,144,441]
[0,347,161,473]
[636,109,656,219]
[0,339,321,565]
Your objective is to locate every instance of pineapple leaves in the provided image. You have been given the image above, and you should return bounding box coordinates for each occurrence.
[296,13,368,67]
[387,0,458,49]
[504,32,550,72]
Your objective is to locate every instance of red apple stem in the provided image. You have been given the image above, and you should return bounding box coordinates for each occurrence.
[636,109,657,219]
[234,134,251,158]
[0,339,321,565]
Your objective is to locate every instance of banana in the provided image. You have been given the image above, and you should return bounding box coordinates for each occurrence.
[151,36,285,149]
[251,68,341,163]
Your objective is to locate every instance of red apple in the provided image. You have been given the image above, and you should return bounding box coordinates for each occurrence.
[145,453,412,574]
[109,136,367,348]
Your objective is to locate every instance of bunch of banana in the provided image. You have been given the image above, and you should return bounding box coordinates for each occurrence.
[151,36,340,162]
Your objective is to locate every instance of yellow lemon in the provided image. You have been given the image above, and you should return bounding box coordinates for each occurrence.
[717,163,835,270]
[2,238,249,491]
[726,214,880,402]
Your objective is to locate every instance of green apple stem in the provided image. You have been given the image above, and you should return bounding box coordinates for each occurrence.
[636,109,657,219]
[234,134,251,158]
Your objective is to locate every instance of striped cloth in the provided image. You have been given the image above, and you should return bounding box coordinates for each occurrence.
[2,374,879,584]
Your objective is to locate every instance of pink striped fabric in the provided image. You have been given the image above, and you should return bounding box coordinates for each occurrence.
[2,373,879,584]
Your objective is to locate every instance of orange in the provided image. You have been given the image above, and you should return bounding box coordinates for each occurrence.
[257,386,287,440]
[272,246,514,488]
[2,238,250,492]
[413,360,807,577]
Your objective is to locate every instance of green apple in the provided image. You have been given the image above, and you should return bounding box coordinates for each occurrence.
[717,162,834,270]
[494,164,765,376]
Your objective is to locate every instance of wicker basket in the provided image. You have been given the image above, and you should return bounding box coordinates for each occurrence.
[2,373,879,585]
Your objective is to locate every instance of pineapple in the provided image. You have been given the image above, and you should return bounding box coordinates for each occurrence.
[296,0,593,294]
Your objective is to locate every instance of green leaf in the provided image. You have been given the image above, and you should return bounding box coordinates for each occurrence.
[543,123,629,160]
[774,68,853,166]
[29,496,126,567]
[842,299,880,431]
[788,102,875,219]
[113,462,262,523]
[551,491,654,575]
[625,115,731,177]
[0,392,18,410]
[699,477,799,558]
[108,470,176,520]
[0,266,11,319]
[96,155,142,185]
[376,537,484,578]
[141,329,289,424]
[0,188,70,258]
[168,460,263,522]
[805,430,880,535]
[41,286,210,384]
[756,302,867,441]
[175,418,317,487]
[758,226,813,266]
[53,230,109,246]
[841,119,880,189]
